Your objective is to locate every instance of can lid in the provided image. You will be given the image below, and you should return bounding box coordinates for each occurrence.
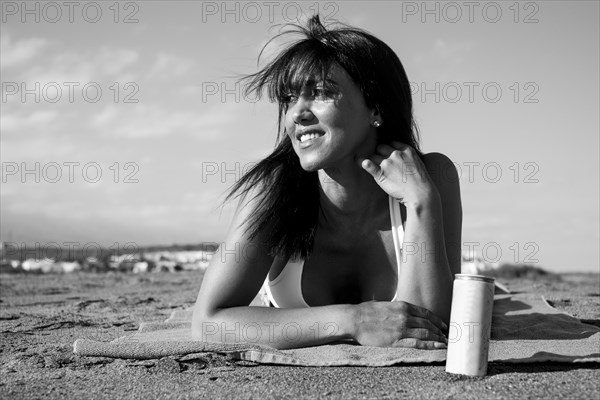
[455,273,495,283]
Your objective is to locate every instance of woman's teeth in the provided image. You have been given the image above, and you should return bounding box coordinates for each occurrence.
[299,133,323,142]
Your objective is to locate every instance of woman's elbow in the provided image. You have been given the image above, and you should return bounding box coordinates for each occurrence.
[191,304,219,341]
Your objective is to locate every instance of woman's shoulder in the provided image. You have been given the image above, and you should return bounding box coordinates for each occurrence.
[421,152,459,182]
[420,152,461,198]
[421,151,456,170]
[224,182,270,238]
[232,181,267,215]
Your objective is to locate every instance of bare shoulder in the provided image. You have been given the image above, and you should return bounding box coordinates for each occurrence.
[422,152,462,275]
[421,152,460,196]
[228,183,268,232]
[422,152,458,178]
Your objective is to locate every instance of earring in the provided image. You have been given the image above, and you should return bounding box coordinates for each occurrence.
[372,120,381,128]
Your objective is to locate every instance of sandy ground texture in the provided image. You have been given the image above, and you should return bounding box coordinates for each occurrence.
[1,271,599,400]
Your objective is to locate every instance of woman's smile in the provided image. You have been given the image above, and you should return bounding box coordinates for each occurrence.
[298,134,323,149]
[296,128,326,148]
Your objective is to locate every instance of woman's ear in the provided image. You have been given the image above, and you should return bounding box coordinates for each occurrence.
[370,105,382,121]
[370,106,383,128]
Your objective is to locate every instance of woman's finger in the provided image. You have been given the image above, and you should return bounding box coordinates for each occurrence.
[406,304,448,332]
[359,158,382,178]
[370,154,385,165]
[392,338,447,350]
[406,316,446,337]
[390,141,410,150]
[376,143,396,157]
[405,328,447,343]
[378,142,411,156]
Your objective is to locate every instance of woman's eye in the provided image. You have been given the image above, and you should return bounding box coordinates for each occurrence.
[281,88,334,106]
[312,88,334,100]
[282,93,298,104]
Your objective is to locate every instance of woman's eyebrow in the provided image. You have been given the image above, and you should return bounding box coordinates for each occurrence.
[285,78,339,94]
[313,79,339,89]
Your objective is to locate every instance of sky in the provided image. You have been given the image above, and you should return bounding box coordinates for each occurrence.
[1,0,598,272]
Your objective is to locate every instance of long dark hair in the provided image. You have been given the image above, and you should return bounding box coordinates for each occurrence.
[224,15,421,262]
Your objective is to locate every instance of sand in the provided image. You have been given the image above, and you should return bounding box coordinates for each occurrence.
[1,271,599,399]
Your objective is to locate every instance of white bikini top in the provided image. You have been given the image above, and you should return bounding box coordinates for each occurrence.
[264,196,404,308]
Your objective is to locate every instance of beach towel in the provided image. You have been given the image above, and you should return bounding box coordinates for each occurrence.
[73,292,600,366]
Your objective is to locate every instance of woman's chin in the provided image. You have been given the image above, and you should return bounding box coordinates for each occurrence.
[298,157,323,172]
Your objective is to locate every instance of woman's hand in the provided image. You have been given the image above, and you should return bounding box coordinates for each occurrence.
[351,300,448,349]
[358,141,440,209]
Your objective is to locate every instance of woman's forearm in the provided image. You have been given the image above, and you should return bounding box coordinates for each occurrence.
[192,304,356,350]
[396,195,454,323]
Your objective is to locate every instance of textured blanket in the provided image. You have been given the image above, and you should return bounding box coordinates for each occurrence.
[73,293,600,366]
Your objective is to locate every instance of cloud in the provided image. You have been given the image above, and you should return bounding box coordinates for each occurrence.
[29,46,138,84]
[411,38,477,70]
[28,110,59,125]
[90,103,227,139]
[1,110,60,133]
[96,47,140,76]
[90,104,119,127]
[4,38,140,84]
[145,52,195,79]
[0,35,49,69]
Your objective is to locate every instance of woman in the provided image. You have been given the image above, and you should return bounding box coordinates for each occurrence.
[192,15,462,350]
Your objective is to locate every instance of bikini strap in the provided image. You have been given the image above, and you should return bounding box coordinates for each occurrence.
[388,196,404,276]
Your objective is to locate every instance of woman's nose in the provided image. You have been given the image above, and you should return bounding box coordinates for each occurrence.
[291,98,315,125]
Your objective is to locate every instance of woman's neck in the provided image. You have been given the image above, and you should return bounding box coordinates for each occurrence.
[317,159,389,232]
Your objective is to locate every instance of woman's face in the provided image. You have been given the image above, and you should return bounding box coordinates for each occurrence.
[283,65,376,172]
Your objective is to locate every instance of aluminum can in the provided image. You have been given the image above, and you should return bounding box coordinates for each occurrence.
[445,274,495,376]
